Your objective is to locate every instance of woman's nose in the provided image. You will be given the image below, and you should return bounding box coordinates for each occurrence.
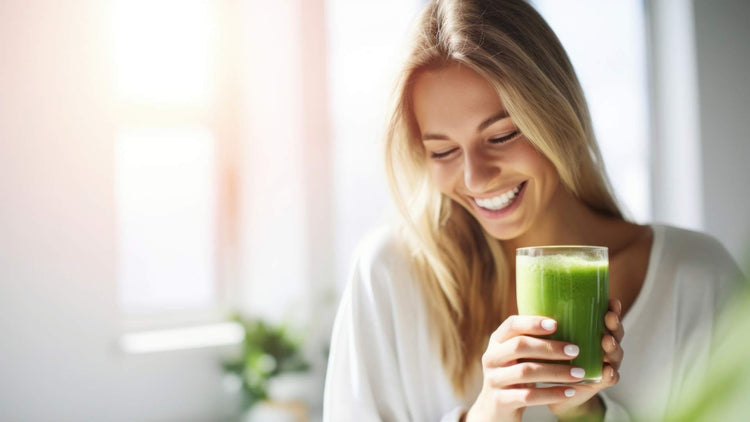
[463,150,500,193]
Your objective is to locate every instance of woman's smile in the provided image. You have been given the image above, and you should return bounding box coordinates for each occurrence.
[470,181,527,217]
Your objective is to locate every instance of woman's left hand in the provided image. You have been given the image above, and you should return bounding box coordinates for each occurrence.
[548,298,625,421]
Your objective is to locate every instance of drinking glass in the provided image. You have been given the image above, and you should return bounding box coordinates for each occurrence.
[516,246,609,384]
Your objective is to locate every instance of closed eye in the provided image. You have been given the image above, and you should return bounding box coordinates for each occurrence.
[430,148,459,160]
[489,130,521,144]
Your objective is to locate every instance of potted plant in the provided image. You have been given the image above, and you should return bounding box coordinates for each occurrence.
[221,314,311,421]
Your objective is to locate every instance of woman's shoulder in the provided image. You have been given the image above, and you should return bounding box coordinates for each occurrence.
[654,224,736,266]
[346,225,418,296]
[651,224,745,288]
[341,225,424,324]
[351,225,411,271]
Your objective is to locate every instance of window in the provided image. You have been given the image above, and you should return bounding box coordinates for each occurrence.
[113,0,239,328]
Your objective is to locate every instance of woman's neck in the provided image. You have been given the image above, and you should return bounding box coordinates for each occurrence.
[501,186,621,263]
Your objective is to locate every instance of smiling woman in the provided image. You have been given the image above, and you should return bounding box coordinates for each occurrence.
[322,0,744,421]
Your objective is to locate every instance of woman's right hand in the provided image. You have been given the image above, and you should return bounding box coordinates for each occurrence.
[464,315,584,422]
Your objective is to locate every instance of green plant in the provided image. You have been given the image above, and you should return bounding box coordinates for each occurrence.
[221,314,311,410]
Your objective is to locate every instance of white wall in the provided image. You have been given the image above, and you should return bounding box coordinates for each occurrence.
[0,1,235,421]
[328,0,423,292]
[643,0,749,264]
[647,0,704,232]
[692,0,750,264]
[534,0,652,223]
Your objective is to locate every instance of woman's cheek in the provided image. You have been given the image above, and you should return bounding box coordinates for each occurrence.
[429,162,458,196]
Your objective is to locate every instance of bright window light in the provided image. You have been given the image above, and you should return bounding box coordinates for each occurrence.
[120,322,244,354]
[115,127,216,313]
[113,0,214,104]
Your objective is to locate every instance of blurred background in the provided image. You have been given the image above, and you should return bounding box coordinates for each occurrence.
[0,0,748,421]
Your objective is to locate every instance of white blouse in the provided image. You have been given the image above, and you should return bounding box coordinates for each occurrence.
[323,224,744,421]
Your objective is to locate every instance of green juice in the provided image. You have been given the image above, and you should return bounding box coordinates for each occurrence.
[516,251,609,383]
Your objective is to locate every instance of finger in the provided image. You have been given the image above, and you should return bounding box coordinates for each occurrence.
[604,311,624,342]
[609,298,622,317]
[483,336,579,368]
[490,315,557,344]
[486,362,587,388]
[600,364,620,387]
[602,335,623,371]
[496,386,578,409]
[562,365,620,398]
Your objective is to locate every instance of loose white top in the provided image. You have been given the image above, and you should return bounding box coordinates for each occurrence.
[323,225,744,421]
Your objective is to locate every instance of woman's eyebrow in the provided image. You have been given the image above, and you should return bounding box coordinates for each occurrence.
[477,110,509,131]
[422,110,510,141]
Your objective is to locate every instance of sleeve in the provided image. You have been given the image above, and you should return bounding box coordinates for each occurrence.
[664,232,747,414]
[322,242,411,422]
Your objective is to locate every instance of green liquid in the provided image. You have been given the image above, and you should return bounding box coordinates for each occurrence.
[516,254,609,382]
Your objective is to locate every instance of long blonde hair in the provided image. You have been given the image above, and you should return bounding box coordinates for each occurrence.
[384,0,622,396]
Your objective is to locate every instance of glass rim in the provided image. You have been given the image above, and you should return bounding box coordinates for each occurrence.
[516,245,608,254]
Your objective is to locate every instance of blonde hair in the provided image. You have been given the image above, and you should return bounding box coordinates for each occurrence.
[384,0,622,396]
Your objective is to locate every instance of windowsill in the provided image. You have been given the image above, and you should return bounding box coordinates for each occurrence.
[119,321,245,354]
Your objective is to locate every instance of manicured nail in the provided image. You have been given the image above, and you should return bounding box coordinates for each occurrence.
[610,367,615,378]
[541,319,556,331]
[611,336,617,349]
[570,367,585,378]
[564,388,576,397]
[564,344,580,357]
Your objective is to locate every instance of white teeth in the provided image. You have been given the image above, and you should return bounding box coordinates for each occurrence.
[474,183,523,211]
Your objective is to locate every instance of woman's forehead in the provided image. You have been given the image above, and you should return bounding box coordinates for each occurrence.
[412,63,508,132]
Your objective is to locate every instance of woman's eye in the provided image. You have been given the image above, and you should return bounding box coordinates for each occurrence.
[489,130,520,144]
[430,148,458,160]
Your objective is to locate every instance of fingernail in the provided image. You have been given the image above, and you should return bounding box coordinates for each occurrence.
[570,367,585,378]
[564,344,579,356]
[616,300,622,314]
[611,336,617,349]
[610,367,615,378]
[541,319,556,331]
[564,388,576,397]
[615,314,621,325]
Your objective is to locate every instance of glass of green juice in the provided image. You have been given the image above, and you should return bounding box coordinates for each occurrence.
[516,246,609,384]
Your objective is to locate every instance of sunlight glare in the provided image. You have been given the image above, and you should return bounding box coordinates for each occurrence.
[113,0,213,104]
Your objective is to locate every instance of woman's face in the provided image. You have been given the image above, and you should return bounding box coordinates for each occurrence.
[412,62,562,241]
